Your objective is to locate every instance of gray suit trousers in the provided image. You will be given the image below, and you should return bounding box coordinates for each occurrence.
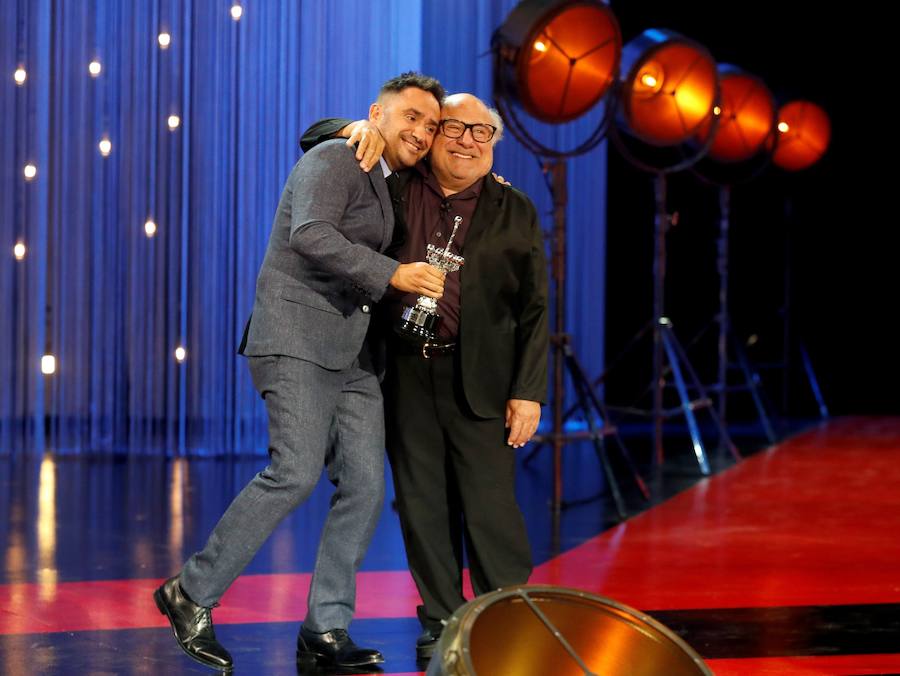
[180,353,385,631]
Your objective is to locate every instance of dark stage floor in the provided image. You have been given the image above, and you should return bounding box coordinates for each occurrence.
[2,417,900,674]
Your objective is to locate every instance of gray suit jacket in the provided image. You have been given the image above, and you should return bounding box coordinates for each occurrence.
[240,140,399,370]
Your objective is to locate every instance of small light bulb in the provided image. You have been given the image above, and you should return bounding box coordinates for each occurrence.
[167,114,180,130]
[14,242,26,260]
[533,40,547,53]
[230,5,243,20]
[89,60,102,76]
[713,106,722,116]
[778,122,790,133]
[41,355,56,375]
[641,74,657,88]
[23,164,37,180]
[99,138,112,156]
[174,346,186,362]
[14,67,27,84]
[158,32,171,48]
[144,219,157,237]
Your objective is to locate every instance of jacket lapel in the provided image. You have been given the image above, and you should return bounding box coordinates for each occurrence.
[462,175,502,254]
[368,169,394,253]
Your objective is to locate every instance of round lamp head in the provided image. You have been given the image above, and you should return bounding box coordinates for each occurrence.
[494,0,621,123]
[696,65,776,162]
[772,100,831,171]
[619,29,718,146]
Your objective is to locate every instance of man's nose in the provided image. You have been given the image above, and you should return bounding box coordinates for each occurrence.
[458,128,476,145]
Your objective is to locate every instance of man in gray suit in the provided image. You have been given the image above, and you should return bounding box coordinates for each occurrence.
[154,72,446,673]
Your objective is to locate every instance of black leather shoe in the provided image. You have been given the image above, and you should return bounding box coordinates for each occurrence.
[154,576,233,671]
[297,626,384,669]
[416,626,442,662]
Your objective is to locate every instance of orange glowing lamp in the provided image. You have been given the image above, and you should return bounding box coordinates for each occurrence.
[696,65,776,162]
[494,0,621,123]
[618,29,719,146]
[772,100,831,171]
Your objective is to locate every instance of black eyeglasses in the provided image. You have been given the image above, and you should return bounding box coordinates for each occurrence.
[439,118,497,143]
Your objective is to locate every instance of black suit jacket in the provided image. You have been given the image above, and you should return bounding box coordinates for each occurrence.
[301,120,549,418]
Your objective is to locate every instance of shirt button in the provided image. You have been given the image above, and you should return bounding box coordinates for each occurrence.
[361,304,370,314]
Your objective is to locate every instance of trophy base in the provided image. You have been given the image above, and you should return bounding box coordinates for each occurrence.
[397,306,440,341]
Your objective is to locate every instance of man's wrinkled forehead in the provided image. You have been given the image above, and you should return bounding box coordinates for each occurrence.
[440,99,492,125]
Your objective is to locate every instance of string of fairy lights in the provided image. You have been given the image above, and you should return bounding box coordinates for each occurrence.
[11,3,245,376]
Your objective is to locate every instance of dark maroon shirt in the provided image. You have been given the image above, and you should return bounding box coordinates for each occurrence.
[391,161,482,340]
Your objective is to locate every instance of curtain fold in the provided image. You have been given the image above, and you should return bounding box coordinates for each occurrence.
[1,0,607,457]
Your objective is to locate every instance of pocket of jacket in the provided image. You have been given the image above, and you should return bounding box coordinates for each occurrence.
[279,285,342,315]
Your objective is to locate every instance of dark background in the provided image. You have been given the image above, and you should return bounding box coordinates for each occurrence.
[602,2,895,418]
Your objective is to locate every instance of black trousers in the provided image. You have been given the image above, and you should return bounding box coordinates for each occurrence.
[384,344,532,632]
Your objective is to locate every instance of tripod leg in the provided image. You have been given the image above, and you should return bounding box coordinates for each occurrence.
[731,333,778,443]
[665,324,741,463]
[565,351,628,520]
[565,347,650,501]
[659,325,711,475]
[798,341,830,419]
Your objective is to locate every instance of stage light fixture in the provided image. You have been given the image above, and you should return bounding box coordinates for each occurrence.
[23,163,37,180]
[14,67,27,85]
[606,30,740,473]
[494,1,649,518]
[14,242,26,260]
[174,346,186,362]
[618,29,718,148]
[89,60,102,77]
[231,5,243,20]
[772,100,830,171]
[494,0,621,124]
[167,115,181,130]
[144,219,158,237]
[158,32,171,48]
[427,585,713,676]
[696,65,776,163]
[99,138,112,156]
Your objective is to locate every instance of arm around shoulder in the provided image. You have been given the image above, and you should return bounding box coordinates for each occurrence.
[289,142,398,298]
[299,117,354,153]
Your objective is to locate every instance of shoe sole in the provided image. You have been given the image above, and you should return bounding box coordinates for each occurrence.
[154,588,234,673]
[296,649,385,669]
[417,642,438,661]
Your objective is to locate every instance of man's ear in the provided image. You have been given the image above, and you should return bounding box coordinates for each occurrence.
[369,102,383,124]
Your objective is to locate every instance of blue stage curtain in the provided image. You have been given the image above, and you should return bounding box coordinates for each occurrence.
[1,0,607,457]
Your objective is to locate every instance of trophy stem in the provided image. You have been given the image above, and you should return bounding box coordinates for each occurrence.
[396,216,465,342]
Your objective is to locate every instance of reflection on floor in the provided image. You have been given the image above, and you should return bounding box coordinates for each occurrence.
[2,417,899,674]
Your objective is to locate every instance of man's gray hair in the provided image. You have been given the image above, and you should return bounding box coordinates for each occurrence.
[487,106,504,145]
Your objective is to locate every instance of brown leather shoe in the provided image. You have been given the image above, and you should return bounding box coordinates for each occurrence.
[154,576,233,671]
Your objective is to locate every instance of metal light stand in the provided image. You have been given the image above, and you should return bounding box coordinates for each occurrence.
[682,184,778,444]
[542,160,649,519]
[714,186,778,440]
[493,91,649,518]
[647,172,741,472]
[752,196,829,423]
[598,119,742,476]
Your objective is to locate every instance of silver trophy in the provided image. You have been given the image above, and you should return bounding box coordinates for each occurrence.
[397,215,465,341]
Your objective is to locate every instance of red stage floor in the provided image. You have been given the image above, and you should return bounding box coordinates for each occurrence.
[2,416,899,674]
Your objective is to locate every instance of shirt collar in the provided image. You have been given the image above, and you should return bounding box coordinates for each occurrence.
[379,156,391,178]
